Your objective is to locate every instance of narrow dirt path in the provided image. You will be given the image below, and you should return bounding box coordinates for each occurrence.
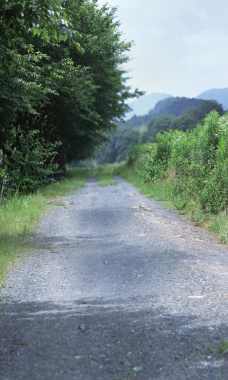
[0,177,228,379]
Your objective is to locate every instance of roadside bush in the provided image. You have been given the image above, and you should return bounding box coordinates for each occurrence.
[127,144,148,166]
[4,130,61,194]
[128,111,228,214]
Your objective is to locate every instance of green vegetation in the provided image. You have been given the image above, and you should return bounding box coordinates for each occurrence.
[114,111,228,242]
[0,168,89,285]
[197,339,228,355]
[39,168,89,198]
[95,97,223,164]
[95,126,141,164]
[152,96,201,117]
[0,194,45,284]
[3,130,61,193]
[92,165,118,187]
[0,0,140,193]
[0,0,142,280]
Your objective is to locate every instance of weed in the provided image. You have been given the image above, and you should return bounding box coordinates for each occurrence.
[182,300,189,307]
[197,339,228,355]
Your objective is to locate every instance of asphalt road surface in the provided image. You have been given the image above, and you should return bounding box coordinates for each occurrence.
[0,177,228,380]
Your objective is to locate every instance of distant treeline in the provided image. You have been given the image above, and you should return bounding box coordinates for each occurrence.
[95,97,223,164]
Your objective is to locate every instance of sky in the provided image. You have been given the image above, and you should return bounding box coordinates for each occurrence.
[97,0,228,98]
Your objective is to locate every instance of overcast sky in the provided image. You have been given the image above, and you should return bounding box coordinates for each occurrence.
[97,0,228,98]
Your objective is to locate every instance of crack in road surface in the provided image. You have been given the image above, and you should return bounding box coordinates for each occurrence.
[0,177,228,379]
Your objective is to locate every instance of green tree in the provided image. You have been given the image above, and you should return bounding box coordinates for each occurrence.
[0,0,140,191]
[95,125,140,163]
[153,97,201,117]
[0,0,77,168]
[4,129,61,193]
[141,114,175,143]
[170,100,224,132]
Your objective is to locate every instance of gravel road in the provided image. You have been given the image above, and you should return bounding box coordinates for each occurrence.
[0,177,228,380]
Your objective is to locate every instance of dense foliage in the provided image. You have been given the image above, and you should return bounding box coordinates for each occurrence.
[142,99,224,143]
[95,98,223,164]
[127,111,228,214]
[95,125,141,164]
[0,0,139,192]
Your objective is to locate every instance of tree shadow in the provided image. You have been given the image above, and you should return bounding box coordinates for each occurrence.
[0,296,227,380]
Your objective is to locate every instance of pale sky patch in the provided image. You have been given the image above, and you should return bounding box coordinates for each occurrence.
[97,0,228,97]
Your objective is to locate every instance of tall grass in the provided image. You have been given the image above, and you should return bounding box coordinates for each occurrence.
[0,168,89,284]
[0,193,45,283]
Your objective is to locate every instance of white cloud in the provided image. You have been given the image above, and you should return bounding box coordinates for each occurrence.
[97,0,228,96]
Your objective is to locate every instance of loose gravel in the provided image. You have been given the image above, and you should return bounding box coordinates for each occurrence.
[0,177,228,380]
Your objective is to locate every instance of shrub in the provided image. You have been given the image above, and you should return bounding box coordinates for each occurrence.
[126,111,228,214]
[4,130,61,194]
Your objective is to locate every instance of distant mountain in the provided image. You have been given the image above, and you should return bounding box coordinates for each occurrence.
[125,92,172,119]
[196,88,228,110]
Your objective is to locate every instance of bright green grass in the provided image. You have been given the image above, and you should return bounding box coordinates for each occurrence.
[39,168,89,198]
[0,193,45,284]
[0,168,89,285]
[114,163,228,243]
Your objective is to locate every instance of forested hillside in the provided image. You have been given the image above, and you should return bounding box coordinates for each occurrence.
[151,97,201,117]
[95,97,223,164]
[0,0,140,192]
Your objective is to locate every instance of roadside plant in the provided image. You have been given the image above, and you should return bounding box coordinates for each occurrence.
[126,111,228,214]
[197,339,228,355]
[5,129,61,193]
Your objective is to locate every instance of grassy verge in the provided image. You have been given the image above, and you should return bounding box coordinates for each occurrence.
[92,164,118,186]
[39,168,89,198]
[114,163,228,243]
[0,168,89,285]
